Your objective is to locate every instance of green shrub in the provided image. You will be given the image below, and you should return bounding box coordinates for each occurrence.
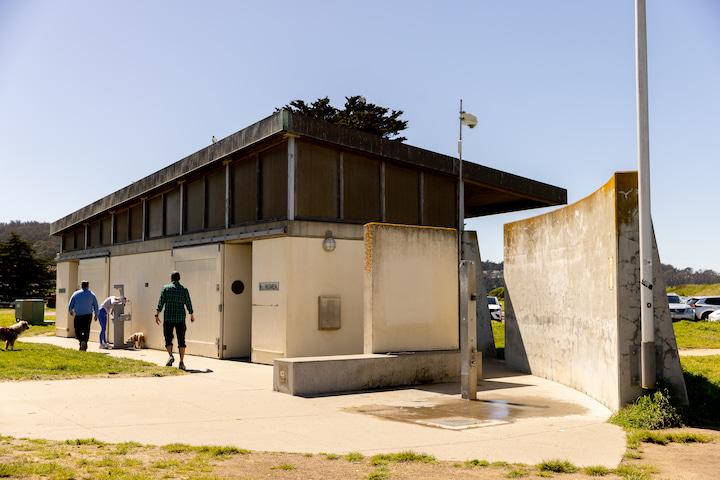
[465,459,489,467]
[583,465,611,476]
[370,451,436,465]
[537,459,578,473]
[344,451,364,462]
[609,389,683,430]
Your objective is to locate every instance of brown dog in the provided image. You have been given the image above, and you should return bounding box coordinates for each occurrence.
[127,332,145,349]
[0,321,30,350]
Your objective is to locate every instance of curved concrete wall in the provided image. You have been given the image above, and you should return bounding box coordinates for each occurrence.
[504,172,686,411]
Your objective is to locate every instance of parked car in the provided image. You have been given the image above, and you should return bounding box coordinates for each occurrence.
[487,296,503,321]
[691,296,720,320]
[708,309,720,322]
[667,293,695,321]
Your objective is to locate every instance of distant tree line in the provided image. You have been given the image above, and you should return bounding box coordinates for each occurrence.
[0,232,54,302]
[661,263,720,287]
[0,221,59,261]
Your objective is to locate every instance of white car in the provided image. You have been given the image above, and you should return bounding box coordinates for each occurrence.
[487,296,503,321]
[667,293,695,321]
[708,309,720,322]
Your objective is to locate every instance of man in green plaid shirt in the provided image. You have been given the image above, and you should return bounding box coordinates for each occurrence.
[155,271,195,370]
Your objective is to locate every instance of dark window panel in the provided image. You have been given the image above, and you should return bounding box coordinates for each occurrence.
[129,204,143,241]
[260,142,288,220]
[423,172,457,228]
[115,209,129,244]
[385,163,420,225]
[296,141,339,219]
[206,168,225,229]
[343,152,381,222]
[148,196,163,238]
[164,188,181,236]
[232,157,257,225]
[89,220,101,248]
[101,217,112,246]
[185,177,205,233]
[63,231,75,251]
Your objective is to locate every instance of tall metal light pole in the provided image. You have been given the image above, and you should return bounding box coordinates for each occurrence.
[458,100,478,400]
[636,0,655,390]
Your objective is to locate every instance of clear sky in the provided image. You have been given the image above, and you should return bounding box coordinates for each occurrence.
[1,1,718,270]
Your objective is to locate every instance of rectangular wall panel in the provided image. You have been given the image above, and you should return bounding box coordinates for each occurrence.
[296,141,338,219]
[384,163,420,225]
[423,172,457,228]
[232,157,257,224]
[147,196,163,238]
[343,152,381,222]
[185,178,205,233]
[115,209,129,244]
[129,204,143,241]
[164,188,181,236]
[206,168,225,229]
[260,143,288,220]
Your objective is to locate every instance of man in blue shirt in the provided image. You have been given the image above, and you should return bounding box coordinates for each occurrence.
[68,280,99,351]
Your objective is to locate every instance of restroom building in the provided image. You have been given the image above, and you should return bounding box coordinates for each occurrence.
[50,110,566,363]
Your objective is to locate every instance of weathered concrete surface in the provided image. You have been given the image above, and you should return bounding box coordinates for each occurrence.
[504,172,687,411]
[273,351,464,396]
[463,231,497,358]
[11,335,626,467]
[363,223,458,353]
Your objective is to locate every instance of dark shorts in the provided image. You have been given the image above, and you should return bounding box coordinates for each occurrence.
[163,322,187,348]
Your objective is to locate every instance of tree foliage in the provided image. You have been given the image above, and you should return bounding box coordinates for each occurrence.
[277,96,408,141]
[0,221,59,261]
[0,232,54,301]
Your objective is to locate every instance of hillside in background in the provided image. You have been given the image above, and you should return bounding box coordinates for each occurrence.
[0,221,59,261]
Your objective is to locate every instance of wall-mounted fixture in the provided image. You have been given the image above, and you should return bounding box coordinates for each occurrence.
[322,230,336,252]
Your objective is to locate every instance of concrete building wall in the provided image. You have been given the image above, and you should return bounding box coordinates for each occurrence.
[251,238,289,364]
[504,179,619,409]
[107,245,222,357]
[286,237,364,358]
[364,223,459,353]
[55,261,78,338]
[250,236,365,364]
[504,172,687,411]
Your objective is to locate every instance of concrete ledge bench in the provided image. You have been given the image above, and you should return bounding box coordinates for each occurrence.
[273,350,480,396]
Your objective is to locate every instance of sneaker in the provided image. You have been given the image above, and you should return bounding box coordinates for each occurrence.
[165,356,175,367]
[178,362,186,371]
[80,341,87,351]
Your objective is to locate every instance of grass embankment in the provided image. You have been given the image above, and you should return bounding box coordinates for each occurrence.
[0,308,55,336]
[0,342,183,381]
[0,437,670,480]
[667,283,720,297]
[673,320,720,349]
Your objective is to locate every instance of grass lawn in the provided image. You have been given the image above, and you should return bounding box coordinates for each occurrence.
[0,308,56,336]
[0,436,677,480]
[673,320,720,349]
[681,355,720,427]
[0,342,183,381]
[667,283,720,297]
[491,320,504,350]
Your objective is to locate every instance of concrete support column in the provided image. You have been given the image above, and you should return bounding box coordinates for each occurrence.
[179,181,185,235]
[224,160,231,229]
[460,259,478,400]
[287,136,296,220]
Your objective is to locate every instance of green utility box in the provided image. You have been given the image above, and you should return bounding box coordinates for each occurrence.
[15,299,45,325]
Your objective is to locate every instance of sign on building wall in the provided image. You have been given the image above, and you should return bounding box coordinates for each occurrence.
[259,282,279,291]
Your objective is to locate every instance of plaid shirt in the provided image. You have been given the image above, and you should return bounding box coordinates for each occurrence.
[156,281,194,324]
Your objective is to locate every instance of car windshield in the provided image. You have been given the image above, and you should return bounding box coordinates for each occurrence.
[487,297,497,305]
[667,295,681,304]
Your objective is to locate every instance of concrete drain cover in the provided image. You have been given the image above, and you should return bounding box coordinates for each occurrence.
[415,416,510,430]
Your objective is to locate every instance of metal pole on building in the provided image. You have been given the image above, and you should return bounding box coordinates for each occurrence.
[636,0,655,390]
[458,99,464,260]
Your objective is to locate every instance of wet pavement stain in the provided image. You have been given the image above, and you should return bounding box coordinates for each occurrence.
[345,395,588,430]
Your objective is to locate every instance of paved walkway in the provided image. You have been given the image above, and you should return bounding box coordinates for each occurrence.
[2,336,626,467]
[679,349,720,357]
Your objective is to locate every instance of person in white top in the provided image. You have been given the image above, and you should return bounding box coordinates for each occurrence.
[99,296,125,348]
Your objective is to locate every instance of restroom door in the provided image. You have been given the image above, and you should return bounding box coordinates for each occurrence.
[222,244,252,358]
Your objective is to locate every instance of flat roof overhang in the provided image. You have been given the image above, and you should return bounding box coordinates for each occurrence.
[50,110,567,235]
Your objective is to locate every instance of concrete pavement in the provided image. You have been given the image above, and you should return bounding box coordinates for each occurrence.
[2,336,626,467]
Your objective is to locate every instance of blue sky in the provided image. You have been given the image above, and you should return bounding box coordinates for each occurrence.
[1,1,718,270]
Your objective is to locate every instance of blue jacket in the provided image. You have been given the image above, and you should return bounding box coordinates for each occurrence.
[68,288,99,316]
